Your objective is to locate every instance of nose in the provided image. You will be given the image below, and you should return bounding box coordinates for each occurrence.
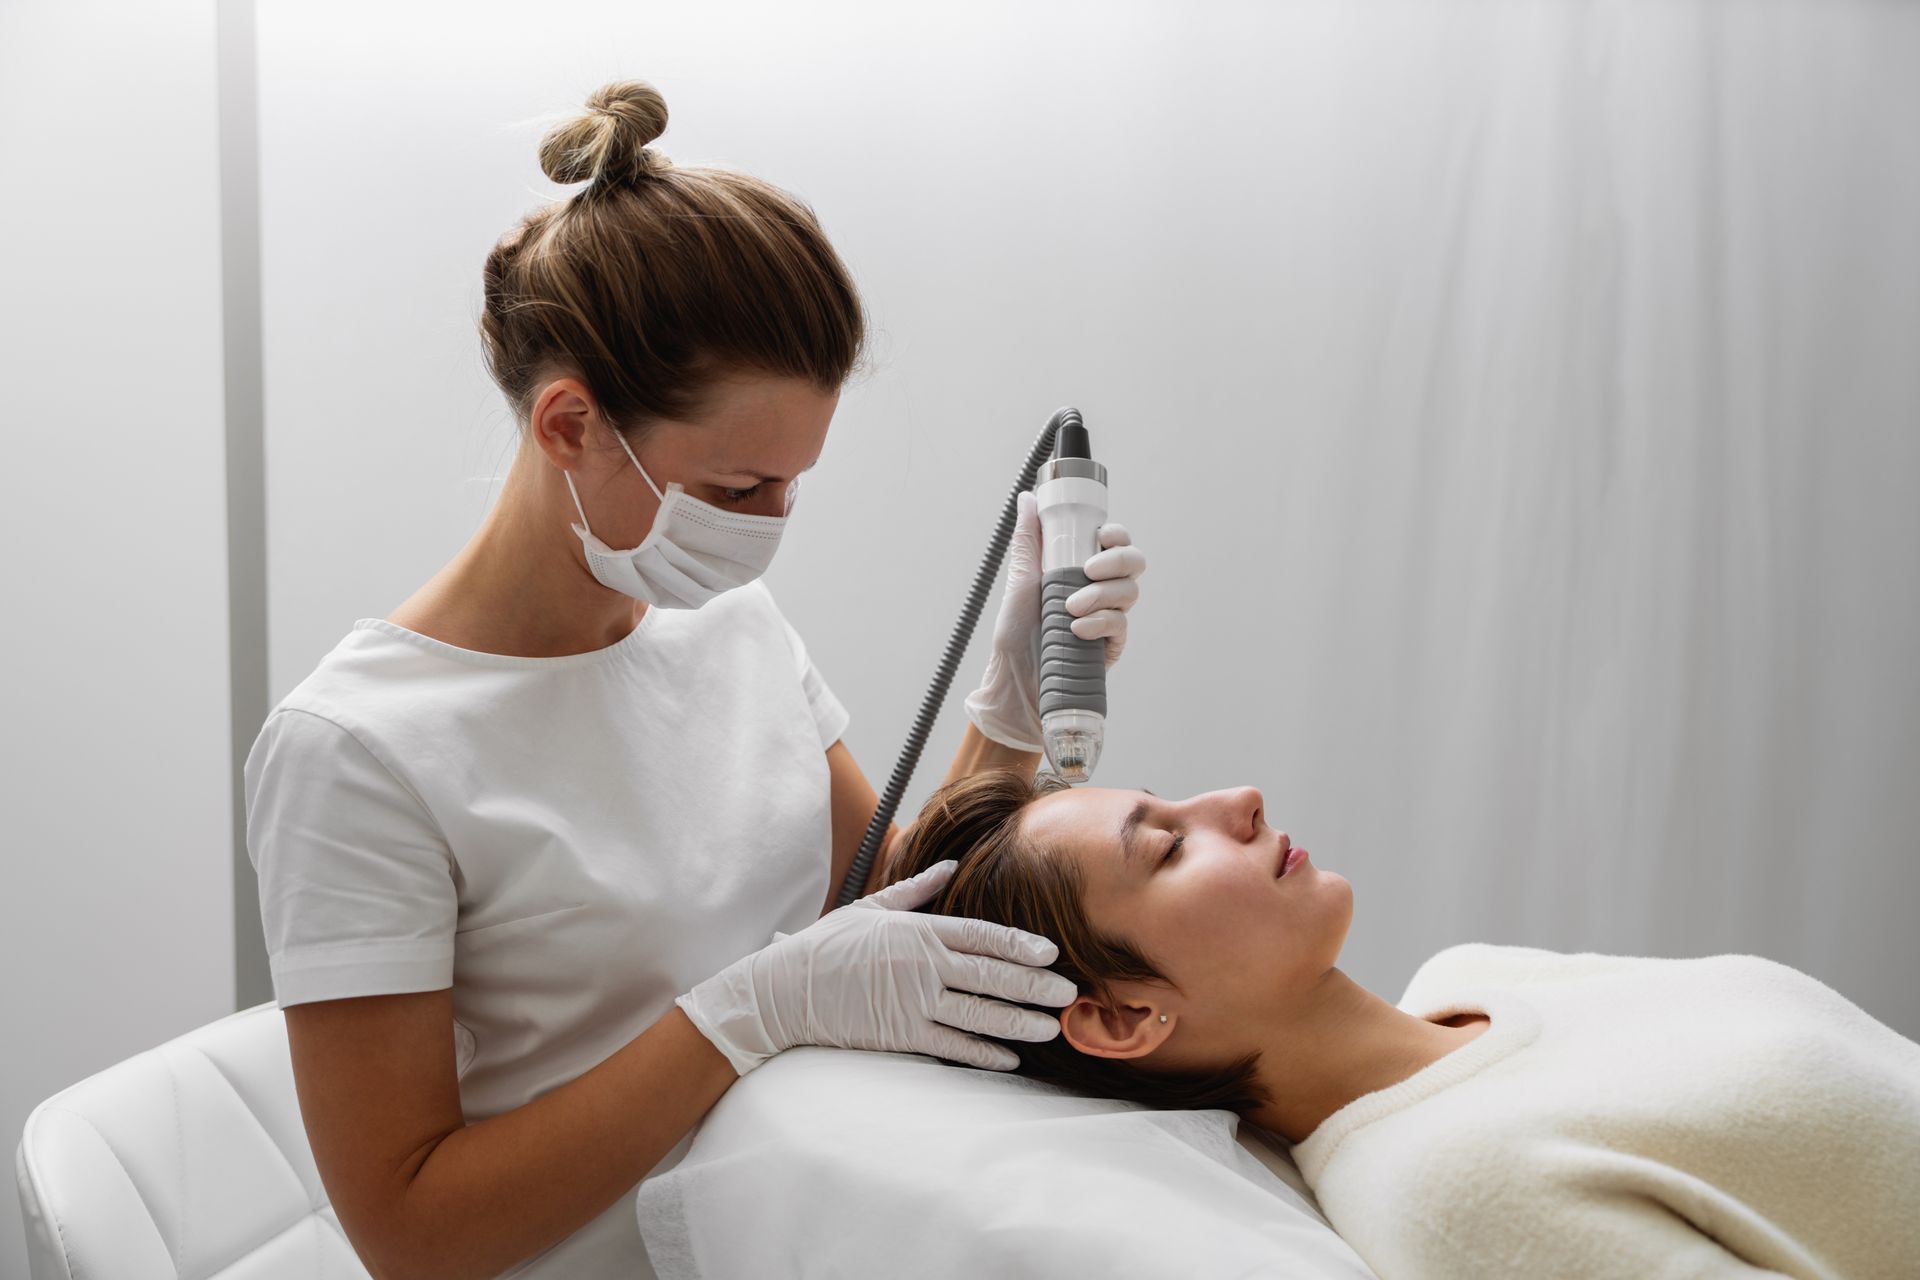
[1197,786,1266,841]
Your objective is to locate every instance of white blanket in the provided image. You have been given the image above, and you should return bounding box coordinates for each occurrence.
[1294,944,1920,1278]
[634,1046,1379,1279]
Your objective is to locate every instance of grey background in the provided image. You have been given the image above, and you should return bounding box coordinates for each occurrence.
[5,0,1917,1274]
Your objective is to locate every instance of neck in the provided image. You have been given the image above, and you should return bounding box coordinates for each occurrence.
[393,443,645,658]
[1243,967,1487,1145]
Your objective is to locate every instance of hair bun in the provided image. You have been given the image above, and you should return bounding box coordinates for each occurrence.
[539,79,670,187]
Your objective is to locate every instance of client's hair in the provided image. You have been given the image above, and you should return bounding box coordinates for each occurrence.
[882,769,1270,1113]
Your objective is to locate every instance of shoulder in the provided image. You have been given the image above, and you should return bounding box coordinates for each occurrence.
[694,577,782,633]
[737,577,786,620]
[267,620,437,720]
[253,658,408,776]
[1400,946,1867,1031]
[735,579,812,665]
[1397,943,1662,1010]
[1677,952,1890,1029]
[243,704,423,809]
[246,627,442,803]
[1397,942,1561,999]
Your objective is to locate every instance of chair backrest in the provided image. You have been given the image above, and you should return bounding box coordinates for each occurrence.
[14,1001,374,1280]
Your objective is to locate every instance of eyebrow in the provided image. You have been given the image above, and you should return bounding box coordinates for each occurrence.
[1118,788,1159,870]
[723,460,820,484]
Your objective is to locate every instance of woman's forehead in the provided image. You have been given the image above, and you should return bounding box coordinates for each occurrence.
[1025,787,1148,859]
[1023,788,1160,920]
[695,395,830,472]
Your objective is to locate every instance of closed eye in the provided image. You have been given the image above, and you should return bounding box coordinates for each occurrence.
[1161,833,1185,865]
[718,483,764,504]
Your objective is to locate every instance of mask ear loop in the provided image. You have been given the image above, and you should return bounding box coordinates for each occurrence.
[612,427,667,501]
[562,470,593,534]
[564,425,669,536]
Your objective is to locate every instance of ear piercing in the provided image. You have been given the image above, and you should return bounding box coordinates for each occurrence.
[1158,1014,1168,1023]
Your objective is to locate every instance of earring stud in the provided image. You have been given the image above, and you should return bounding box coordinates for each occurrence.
[1158,1014,1168,1023]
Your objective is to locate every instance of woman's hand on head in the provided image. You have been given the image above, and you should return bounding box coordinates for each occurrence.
[679,860,1077,1074]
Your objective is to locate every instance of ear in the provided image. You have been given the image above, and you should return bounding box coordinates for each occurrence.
[1059,994,1173,1059]
[529,376,603,467]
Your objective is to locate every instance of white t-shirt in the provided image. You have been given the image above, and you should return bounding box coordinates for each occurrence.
[242,578,850,1279]
[1287,943,1920,1279]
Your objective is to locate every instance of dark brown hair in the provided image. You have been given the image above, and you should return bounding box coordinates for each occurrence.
[480,79,868,442]
[883,769,1271,1114]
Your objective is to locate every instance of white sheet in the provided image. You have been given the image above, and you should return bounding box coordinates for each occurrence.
[634,1046,1379,1279]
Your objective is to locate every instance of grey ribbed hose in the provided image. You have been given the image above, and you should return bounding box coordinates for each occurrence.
[832,408,1080,908]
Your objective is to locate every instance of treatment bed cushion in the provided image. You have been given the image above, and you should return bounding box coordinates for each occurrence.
[633,1045,1380,1279]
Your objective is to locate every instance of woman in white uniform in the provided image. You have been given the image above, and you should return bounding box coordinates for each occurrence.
[242,79,1148,1279]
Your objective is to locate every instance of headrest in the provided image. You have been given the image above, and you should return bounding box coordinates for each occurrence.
[634,1045,1378,1279]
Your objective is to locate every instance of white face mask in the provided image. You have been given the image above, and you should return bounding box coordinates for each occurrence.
[564,429,795,609]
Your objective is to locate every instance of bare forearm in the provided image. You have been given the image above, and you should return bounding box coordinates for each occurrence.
[383,1006,735,1280]
[863,828,904,895]
[943,721,1042,787]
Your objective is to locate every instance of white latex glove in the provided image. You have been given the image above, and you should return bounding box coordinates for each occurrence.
[963,489,1148,752]
[675,860,1078,1075]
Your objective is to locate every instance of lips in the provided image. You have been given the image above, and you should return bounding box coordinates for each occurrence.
[1275,834,1294,878]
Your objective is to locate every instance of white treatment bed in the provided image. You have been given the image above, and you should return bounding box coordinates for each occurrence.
[634,1045,1381,1279]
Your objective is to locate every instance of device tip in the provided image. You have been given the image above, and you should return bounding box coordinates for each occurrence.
[1044,725,1103,785]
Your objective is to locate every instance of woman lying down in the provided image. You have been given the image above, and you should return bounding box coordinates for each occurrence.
[877,768,1920,1280]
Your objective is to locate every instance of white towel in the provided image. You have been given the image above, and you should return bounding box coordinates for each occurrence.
[1285,944,1920,1278]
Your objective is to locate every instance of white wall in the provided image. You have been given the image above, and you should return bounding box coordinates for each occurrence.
[0,1,233,1274]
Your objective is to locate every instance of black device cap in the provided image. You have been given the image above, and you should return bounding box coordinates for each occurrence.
[1055,420,1093,461]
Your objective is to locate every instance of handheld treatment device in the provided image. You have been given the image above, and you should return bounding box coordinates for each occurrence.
[1034,419,1109,784]
[834,407,1108,907]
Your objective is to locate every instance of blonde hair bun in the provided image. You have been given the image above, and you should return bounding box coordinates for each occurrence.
[540,79,670,187]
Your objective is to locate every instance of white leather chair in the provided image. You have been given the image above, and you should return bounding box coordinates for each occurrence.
[15,1000,375,1279]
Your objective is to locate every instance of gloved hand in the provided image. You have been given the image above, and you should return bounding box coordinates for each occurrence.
[964,489,1148,752]
[675,860,1078,1075]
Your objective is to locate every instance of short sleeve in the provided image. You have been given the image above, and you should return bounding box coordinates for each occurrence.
[761,589,851,750]
[243,707,457,1007]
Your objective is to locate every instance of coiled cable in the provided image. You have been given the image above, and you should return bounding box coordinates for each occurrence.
[832,407,1081,907]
